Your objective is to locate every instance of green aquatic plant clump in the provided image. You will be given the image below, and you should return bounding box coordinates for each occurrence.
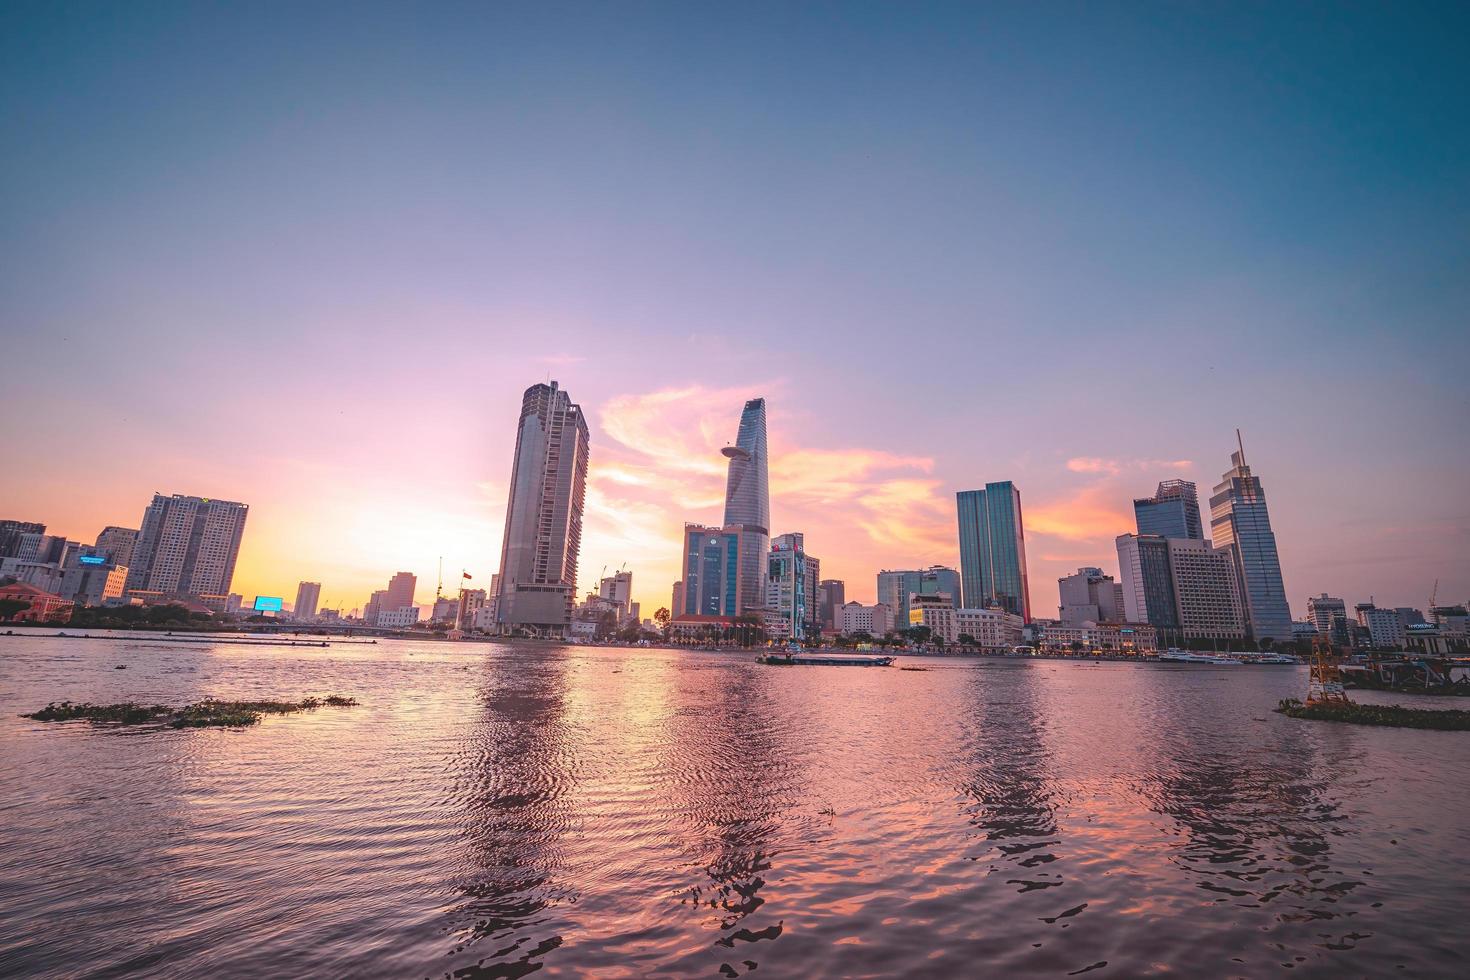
[24,701,172,724]
[1276,698,1470,731]
[24,696,361,729]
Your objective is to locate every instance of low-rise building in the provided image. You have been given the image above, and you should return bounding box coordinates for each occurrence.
[954,607,1025,650]
[909,592,957,643]
[836,601,895,636]
[376,606,420,629]
[0,581,74,623]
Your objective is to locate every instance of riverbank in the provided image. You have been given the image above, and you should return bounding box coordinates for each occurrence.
[1275,698,1470,731]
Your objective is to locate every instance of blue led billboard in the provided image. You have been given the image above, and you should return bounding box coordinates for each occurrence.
[253,596,284,612]
[78,555,107,565]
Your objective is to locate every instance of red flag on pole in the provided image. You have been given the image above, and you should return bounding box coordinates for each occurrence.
[462,572,472,580]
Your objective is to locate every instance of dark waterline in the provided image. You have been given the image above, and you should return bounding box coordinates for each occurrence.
[1,634,1466,978]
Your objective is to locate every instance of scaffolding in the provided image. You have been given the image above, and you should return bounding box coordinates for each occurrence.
[1306,635,1350,705]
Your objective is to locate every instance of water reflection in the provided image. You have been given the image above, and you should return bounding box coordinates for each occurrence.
[443,651,578,977]
[661,661,806,976]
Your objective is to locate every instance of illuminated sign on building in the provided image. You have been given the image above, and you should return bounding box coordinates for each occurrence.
[253,596,284,612]
[78,555,108,566]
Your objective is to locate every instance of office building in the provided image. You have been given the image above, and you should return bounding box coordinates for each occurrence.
[671,581,685,619]
[680,523,750,617]
[457,588,486,629]
[1057,567,1124,625]
[599,570,634,618]
[1361,606,1406,648]
[431,595,460,623]
[125,493,248,603]
[377,606,420,629]
[495,382,590,632]
[767,532,820,640]
[721,397,771,613]
[956,482,1031,620]
[954,607,1025,650]
[94,526,138,568]
[1117,534,1245,642]
[0,557,65,594]
[59,549,128,607]
[1306,593,1349,643]
[877,566,961,628]
[1209,439,1292,641]
[836,601,895,636]
[294,581,321,620]
[817,579,845,630]
[1133,480,1204,540]
[909,593,957,643]
[1164,537,1248,641]
[0,520,46,559]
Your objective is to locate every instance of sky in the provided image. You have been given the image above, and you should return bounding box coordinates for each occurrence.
[2,1,1467,618]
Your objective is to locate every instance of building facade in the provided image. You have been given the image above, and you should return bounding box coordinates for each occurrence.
[817,579,845,631]
[294,581,321,620]
[767,533,820,640]
[1057,567,1124,624]
[125,494,248,603]
[876,566,960,628]
[1117,534,1245,642]
[94,526,138,568]
[954,607,1025,650]
[1133,480,1204,540]
[909,592,957,643]
[956,482,1031,620]
[0,521,46,559]
[1306,593,1349,642]
[495,382,590,632]
[836,601,895,636]
[1209,443,1292,641]
[721,397,771,613]
[681,523,748,617]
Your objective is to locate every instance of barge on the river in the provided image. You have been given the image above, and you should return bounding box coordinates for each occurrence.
[757,652,894,667]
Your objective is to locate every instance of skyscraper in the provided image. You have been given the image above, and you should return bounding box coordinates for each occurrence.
[1133,480,1204,540]
[125,493,248,602]
[0,520,46,559]
[599,570,633,618]
[1209,436,1292,642]
[1116,534,1245,642]
[768,533,820,640]
[956,483,1031,620]
[495,381,590,632]
[722,398,770,612]
[294,581,321,620]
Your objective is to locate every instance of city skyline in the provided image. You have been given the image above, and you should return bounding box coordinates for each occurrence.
[2,3,1465,617]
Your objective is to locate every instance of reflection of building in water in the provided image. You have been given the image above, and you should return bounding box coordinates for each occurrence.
[661,665,803,969]
[956,667,1062,875]
[444,655,577,975]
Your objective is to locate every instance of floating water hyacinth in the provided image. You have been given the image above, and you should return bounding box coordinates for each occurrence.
[23,697,359,729]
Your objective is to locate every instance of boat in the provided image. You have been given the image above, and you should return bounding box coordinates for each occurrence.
[1157,648,1240,665]
[758,652,894,667]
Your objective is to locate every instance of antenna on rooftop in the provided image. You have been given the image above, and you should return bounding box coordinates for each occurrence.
[1236,428,1246,465]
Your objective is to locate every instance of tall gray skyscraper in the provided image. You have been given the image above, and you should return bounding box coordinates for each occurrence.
[294,581,321,620]
[817,579,845,630]
[125,494,248,601]
[1133,480,1204,540]
[956,482,1031,620]
[495,382,590,632]
[1209,436,1292,642]
[721,397,770,612]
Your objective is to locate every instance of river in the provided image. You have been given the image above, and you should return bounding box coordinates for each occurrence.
[1,632,1465,977]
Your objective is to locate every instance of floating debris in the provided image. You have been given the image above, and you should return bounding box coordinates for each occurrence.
[1275,698,1470,731]
[23,696,360,730]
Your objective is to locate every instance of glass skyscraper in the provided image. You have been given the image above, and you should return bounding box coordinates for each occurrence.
[1133,479,1204,539]
[722,398,770,612]
[876,566,958,630]
[956,482,1031,621]
[1209,441,1292,642]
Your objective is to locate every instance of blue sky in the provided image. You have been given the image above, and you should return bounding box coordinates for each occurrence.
[2,1,1466,613]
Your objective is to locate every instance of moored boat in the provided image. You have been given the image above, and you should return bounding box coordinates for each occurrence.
[758,652,895,667]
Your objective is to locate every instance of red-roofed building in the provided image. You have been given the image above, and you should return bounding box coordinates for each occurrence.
[0,582,74,623]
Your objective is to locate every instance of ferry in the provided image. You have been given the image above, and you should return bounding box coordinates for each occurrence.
[1157,648,1240,665]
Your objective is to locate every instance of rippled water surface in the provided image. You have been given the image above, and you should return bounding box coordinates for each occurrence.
[2,633,1467,978]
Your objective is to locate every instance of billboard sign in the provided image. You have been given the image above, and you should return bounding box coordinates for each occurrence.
[78,555,107,566]
[253,596,284,612]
